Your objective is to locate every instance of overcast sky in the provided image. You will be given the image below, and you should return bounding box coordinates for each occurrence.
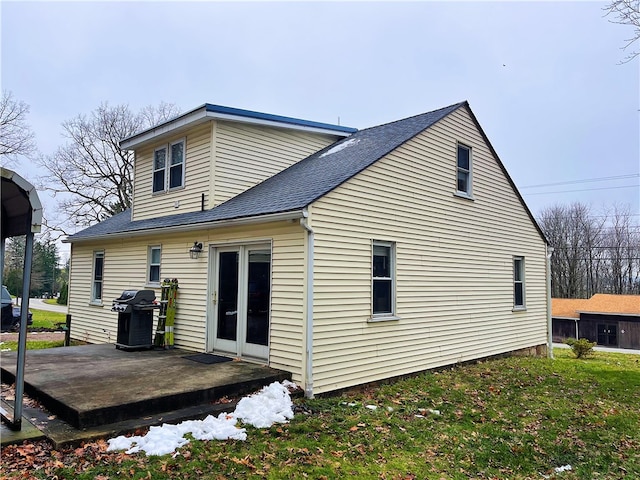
[2,1,638,258]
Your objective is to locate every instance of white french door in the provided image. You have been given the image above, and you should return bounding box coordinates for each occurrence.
[209,243,271,360]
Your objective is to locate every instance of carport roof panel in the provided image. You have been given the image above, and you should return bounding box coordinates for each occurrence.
[1,168,42,239]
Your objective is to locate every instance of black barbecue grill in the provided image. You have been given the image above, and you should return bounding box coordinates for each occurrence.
[112,289,157,350]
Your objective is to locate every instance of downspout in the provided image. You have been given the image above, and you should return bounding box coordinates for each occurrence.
[546,245,554,359]
[300,208,314,398]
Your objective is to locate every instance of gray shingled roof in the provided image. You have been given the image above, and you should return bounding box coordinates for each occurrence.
[67,102,465,241]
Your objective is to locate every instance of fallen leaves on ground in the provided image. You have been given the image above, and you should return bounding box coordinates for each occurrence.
[0,439,130,479]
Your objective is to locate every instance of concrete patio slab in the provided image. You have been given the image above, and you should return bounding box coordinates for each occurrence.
[1,344,290,445]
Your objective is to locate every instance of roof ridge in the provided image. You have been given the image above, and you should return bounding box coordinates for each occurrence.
[356,101,467,133]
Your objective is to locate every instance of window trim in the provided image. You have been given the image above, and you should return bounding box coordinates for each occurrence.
[513,256,526,311]
[369,240,399,322]
[90,250,105,305]
[152,146,167,193]
[455,142,473,199]
[152,138,186,194]
[147,245,162,286]
[168,138,186,190]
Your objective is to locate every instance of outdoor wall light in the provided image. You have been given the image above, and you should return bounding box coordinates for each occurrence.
[189,241,203,259]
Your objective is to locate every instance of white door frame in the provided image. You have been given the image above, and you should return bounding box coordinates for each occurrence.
[207,241,272,361]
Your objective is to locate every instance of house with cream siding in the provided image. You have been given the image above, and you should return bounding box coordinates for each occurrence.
[65,101,550,397]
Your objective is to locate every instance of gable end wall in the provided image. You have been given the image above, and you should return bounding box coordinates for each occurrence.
[309,107,548,394]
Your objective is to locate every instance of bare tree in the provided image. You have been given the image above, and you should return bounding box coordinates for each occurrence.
[602,204,640,293]
[538,202,639,298]
[0,90,36,166]
[38,102,180,231]
[604,0,640,63]
[539,203,599,298]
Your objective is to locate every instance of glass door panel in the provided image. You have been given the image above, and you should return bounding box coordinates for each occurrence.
[245,249,271,347]
[216,250,239,350]
[211,244,271,360]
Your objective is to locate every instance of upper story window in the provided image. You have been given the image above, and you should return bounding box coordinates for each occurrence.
[372,240,396,318]
[91,250,104,304]
[513,256,525,309]
[456,143,472,197]
[148,246,162,285]
[153,138,185,193]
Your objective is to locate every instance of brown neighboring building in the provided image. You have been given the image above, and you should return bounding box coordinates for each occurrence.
[552,294,640,349]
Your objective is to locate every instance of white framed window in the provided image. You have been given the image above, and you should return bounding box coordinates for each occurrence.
[372,240,396,318]
[148,246,162,285]
[91,251,104,304]
[513,256,525,309]
[456,143,472,197]
[152,138,185,193]
[152,146,167,193]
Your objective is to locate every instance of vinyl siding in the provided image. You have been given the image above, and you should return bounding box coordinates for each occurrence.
[213,122,337,206]
[131,121,338,221]
[132,123,212,221]
[309,106,548,394]
[68,221,307,384]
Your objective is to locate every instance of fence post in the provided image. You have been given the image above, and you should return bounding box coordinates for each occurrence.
[64,314,71,347]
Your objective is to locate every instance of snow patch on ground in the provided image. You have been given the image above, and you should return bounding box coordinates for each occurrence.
[542,465,573,478]
[107,380,296,456]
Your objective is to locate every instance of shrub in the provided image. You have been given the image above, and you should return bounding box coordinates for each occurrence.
[57,283,68,305]
[565,337,596,358]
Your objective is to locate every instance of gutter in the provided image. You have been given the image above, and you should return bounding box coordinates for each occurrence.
[300,208,314,399]
[63,210,305,243]
[546,245,554,359]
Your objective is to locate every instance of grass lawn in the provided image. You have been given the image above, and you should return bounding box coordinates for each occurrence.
[1,349,639,479]
[0,309,68,351]
[30,308,67,330]
[0,339,76,351]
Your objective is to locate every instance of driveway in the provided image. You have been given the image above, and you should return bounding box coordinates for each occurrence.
[27,298,68,314]
[553,342,640,355]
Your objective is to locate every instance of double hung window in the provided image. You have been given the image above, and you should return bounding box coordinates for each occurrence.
[456,143,472,196]
[513,256,525,309]
[153,139,185,193]
[91,251,104,304]
[372,241,395,317]
[148,246,162,285]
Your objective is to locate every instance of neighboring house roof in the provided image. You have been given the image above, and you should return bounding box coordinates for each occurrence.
[552,298,590,319]
[578,294,640,316]
[552,294,640,319]
[120,104,357,150]
[66,101,546,244]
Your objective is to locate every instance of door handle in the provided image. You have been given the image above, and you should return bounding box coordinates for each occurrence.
[213,291,217,305]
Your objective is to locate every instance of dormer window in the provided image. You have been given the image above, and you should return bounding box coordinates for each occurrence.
[153,139,185,193]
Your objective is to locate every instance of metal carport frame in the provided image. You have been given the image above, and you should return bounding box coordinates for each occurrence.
[1,167,42,430]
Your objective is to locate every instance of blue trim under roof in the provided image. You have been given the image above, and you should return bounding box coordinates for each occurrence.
[204,104,358,134]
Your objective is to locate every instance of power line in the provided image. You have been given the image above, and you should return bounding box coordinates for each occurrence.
[520,173,639,189]
[525,184,639,195]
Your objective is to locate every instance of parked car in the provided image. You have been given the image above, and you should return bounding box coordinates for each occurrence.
[1,285,33,332]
